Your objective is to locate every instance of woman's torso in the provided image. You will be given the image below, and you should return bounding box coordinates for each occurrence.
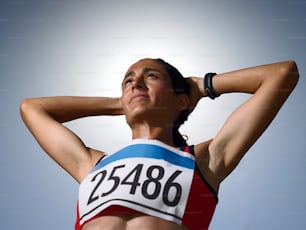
[77,141,217,230]
[82,213,188,230]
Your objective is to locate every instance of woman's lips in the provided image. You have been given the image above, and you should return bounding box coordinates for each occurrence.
[130,94,149,102]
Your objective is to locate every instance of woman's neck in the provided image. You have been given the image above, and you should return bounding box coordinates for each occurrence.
[131,122,174,146]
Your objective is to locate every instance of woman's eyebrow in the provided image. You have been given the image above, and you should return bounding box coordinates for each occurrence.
[142,67,163,74]
[123,67,164,81]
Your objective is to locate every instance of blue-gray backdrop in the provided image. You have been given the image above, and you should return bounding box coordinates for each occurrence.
[1,0,305,229]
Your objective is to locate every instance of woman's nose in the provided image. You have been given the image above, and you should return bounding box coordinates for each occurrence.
[132,77,146,90]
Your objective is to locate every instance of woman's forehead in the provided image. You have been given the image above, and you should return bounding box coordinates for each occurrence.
[127,59,166,73]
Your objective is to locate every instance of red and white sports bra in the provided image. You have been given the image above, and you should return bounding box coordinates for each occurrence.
[75,140,217,230]
[180,145,218,229]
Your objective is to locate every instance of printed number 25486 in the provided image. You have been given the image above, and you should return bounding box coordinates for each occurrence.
[87,163,183,207]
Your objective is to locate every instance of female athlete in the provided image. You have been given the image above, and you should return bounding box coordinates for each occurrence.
[20,58,299,229]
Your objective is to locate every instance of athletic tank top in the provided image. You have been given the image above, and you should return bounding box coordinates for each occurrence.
[75,139,217,230]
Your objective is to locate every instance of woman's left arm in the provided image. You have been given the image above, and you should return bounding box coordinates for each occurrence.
[189,60,299,184]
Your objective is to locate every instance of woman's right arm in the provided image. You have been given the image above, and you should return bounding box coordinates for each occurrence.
[20,96,123,183]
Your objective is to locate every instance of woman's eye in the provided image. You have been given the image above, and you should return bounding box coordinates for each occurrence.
[122,78,132,87]
[147,73,157,79]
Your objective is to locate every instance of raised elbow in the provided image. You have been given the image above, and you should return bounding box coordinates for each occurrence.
[20,98,31,119]
[20,98,38,120]
[283,60,299,88]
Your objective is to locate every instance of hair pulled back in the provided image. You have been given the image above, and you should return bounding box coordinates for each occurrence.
[154,58,191,147]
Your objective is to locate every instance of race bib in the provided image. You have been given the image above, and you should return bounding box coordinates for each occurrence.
[78,139,195,225]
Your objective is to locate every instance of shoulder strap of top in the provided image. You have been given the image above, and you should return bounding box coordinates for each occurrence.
[180,145,195,155]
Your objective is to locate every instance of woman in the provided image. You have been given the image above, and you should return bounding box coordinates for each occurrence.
[20,58,299,229]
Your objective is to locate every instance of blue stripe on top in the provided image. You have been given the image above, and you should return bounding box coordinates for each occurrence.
[92,143,195,172]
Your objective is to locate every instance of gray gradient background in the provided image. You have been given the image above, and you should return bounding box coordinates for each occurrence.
[1,0,305,229]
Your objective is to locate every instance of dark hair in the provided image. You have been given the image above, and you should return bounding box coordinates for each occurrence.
[154,58,191,147]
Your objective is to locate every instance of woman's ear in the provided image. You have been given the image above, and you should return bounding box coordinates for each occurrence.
[175,94,190,111]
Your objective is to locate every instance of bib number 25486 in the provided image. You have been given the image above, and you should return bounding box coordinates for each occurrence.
[87,163,183,207]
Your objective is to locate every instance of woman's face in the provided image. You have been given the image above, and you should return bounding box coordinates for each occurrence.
[120,59,179,126]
